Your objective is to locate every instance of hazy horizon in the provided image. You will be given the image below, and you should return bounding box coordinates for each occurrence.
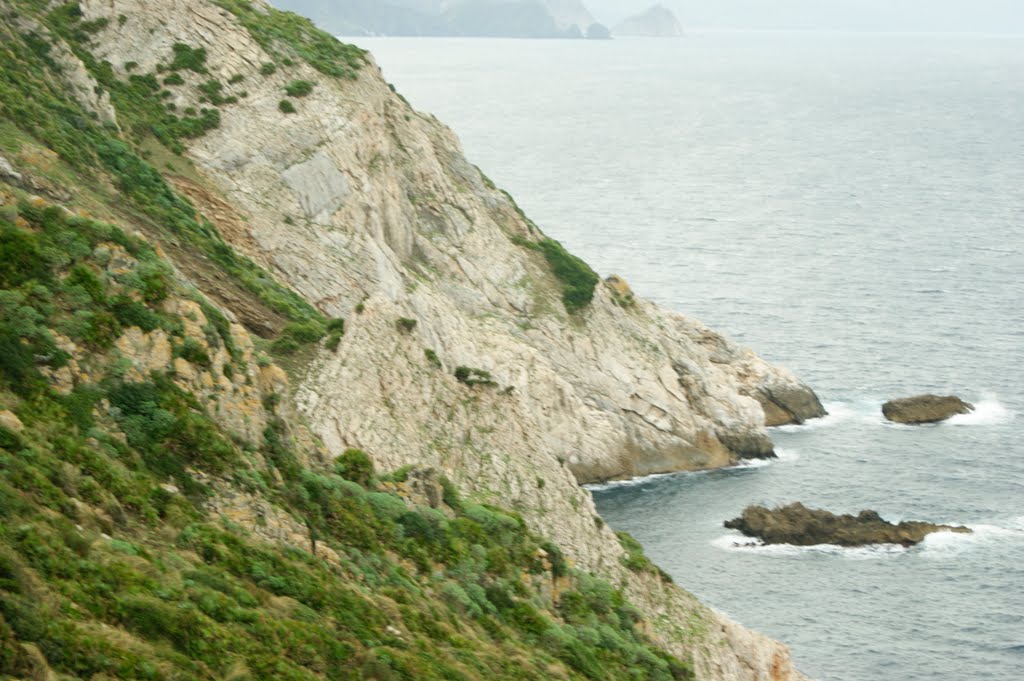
[588,0,1024,33]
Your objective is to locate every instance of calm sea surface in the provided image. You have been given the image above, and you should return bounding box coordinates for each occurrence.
[359,33,1024,680]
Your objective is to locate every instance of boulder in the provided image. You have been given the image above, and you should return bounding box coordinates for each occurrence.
[0,410,24,433]
[882,394,974,424]
[724,502,971,547]
[755,383,828,427]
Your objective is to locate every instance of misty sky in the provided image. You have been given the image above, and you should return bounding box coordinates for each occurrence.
[590,0,1024,33]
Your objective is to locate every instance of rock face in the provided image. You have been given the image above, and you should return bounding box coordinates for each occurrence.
[882,394,974,424]
[725,503,971,547]
[613,3,684,37]
[73,1,822,677]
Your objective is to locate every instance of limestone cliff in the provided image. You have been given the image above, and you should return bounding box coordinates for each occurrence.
[17,0,825,677]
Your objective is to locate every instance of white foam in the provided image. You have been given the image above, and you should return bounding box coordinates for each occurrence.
[583,471,679,492]
[733,448,800,469]
[945,397,1014,426]
[713,518,1024,560]
[731,458,772,469]
[776,448,801,462]
[587,450,802,490]
[710,532,906,559]
[770,401,861,432]
[919,521,1024,556]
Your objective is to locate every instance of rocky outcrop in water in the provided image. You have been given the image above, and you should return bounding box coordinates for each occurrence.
[882,394,974,424]
[725,503,971,547]
[755,381,829,426]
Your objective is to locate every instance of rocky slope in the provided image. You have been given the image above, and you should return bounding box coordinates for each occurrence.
[2,0,822,678]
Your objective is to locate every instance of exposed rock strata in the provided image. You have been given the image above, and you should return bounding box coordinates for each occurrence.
[882,394,974,424]
[725,503,971,547]
[77,1,820,677]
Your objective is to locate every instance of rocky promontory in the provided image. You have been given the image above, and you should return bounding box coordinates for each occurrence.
[613,3,684,37]
[882,394,974,424]
[725,503,971,547]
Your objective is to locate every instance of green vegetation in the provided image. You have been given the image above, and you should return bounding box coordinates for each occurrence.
[512,236,599,313]
[0,4,697,679]
[396,317,417,333]
[455,366,497,388]
[424,348,442,368]
[168,41,209,73]
[0,193,693,679]
[324,318,345,352]
[271,320,326,355]
[617,531,674,583]
[279,99,296,114]
[212,0,367,80]
[284,79,315,97]
[260,61,277,76]
[0,11,324,343]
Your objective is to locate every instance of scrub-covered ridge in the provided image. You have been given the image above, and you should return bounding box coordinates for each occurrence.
[0,0,819,678]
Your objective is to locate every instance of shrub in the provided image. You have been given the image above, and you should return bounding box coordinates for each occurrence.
[271,320,325,354]
[284,80,314,97]
[175,337,212,368]
[0,225,50,288]
[197,79,225,105]
[334,448,374,486]
[512,235,599,312]
[535,238,599,312]
[259,62,277,76]
[163,73,184,86]
[395,317,416,333]
[169,42,208,73]
[110,295,160,332]
[324,317,344,350]
[454,366,496,387]
[278,99,295,114]
[424,348,441,368]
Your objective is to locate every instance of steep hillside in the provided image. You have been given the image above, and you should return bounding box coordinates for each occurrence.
[1,0,819,679]
[0,194,701,680]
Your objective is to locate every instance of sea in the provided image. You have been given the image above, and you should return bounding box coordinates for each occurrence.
[358,32,1024,681]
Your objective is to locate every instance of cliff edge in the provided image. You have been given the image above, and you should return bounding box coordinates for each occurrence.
[2,0,822,677]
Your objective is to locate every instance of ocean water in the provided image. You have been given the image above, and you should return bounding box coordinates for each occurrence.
[359,33,1024,680]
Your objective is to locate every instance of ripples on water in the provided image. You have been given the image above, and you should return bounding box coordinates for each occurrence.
[361,32,1024,681]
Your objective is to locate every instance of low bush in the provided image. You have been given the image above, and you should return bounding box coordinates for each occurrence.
[454,366,496,387]
[284,79,314,97]
[334,448,374,487]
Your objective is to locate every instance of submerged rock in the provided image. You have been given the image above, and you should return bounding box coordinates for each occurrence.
[724,502,971,547]
[882,394,974,424]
